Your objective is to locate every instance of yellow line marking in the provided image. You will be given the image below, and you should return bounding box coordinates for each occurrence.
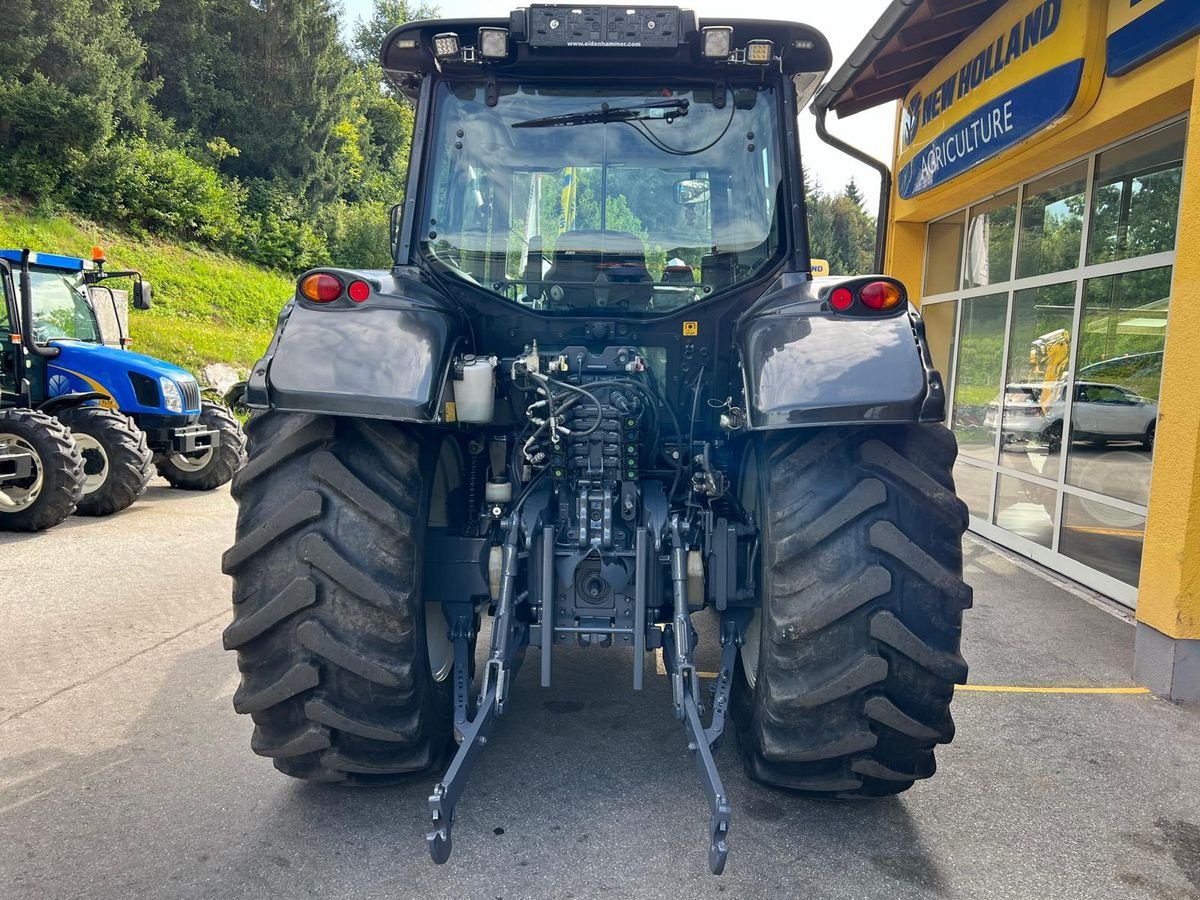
[1061,525,1144,538]
[958,685,1150,694]
[653,653,1151,695]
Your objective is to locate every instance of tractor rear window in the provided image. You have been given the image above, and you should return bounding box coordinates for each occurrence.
[418,80,785,313]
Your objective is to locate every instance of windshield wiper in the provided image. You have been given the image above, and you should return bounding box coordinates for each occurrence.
[511,99,688,129]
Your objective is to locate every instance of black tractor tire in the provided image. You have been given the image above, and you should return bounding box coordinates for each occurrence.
[0,408,85,532]
[733,424,971,798]
[222,411,452,783]
[157,401,247,490]
[55,405,153,517]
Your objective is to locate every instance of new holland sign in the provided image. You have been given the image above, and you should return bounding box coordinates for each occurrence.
[897,0,1104,200]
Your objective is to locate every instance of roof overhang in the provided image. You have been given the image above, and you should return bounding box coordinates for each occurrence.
[813,0,1004,117]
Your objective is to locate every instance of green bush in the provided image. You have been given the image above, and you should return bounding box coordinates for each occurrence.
[237,181,329,271]
[74,139,245,246]
[0,74,105,199]
[323,200,392,269]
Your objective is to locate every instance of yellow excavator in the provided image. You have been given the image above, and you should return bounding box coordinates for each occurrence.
[1029,328,1071,413]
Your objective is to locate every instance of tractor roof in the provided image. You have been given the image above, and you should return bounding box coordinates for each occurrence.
[0,250,93,272]
[381,7,831,102]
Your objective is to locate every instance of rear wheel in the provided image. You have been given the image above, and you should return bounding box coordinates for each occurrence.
[158,401,246,490]
[55,406,152,516]
[1042,420,1063,453]
[733,424,971,798]
[222,411,453,783]
[0,408,84,532]
[1142,421,1156,451]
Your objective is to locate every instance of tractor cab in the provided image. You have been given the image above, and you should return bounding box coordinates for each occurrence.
[382,14,828,320]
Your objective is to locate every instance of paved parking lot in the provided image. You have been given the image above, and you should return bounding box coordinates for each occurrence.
[2,482,1200,899]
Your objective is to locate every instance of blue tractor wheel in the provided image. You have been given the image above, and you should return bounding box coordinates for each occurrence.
[55,406,153,516]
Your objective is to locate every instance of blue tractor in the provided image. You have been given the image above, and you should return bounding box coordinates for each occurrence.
[0,248,246,529]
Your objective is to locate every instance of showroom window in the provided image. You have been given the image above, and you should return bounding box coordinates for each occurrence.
[921,119,1187,605]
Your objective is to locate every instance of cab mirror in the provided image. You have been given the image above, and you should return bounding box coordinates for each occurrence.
[133,280,152,310]
[674,179,710,205]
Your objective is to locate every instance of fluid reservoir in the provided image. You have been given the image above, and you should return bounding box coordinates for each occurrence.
[485,478,513,503]
[456,355,497,423]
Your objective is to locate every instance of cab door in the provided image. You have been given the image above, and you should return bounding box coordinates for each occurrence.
[0,266,19,403]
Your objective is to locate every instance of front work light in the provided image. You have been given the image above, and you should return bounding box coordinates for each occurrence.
[478,27,509,59]
[746,39,773,64]
[433,32,460,59]
[701,26,732,59]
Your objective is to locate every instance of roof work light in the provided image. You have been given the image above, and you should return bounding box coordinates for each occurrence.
[701,26,732,59]
[746,39,773,64]
[478,27,509,59]
[432,32,460,59]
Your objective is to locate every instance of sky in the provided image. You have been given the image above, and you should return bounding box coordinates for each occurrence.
[341,0,897,212]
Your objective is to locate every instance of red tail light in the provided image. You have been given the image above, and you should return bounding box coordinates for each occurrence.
[829,287,854,310]
[347,280,370,303]
[300,273,343,302]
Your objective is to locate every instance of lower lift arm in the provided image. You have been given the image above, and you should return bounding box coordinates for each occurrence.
[426,509,752,875]
[427,509,527,864]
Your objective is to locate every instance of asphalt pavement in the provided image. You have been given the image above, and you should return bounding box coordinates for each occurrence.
[2,481,1199,899]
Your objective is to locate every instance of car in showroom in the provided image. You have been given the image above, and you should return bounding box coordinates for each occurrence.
[985,380,1159,451]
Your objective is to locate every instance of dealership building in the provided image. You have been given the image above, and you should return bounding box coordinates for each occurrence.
[815,0,1200,698]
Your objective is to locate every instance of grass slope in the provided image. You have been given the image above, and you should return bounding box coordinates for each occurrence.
[0,200,291,375]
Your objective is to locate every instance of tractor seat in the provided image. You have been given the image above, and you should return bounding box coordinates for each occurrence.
[544,230,653,309]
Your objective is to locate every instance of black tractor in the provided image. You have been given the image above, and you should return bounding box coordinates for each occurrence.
[223,7,970,875]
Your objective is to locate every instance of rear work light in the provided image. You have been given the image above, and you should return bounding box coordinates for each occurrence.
[300,273,343,303]
[701,26,732,59]
[433,32,460,59]
[478,27,509,59]
[745,39,773,64]
[859,281,903,311]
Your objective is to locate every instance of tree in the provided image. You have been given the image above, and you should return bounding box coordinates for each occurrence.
[844,176,865,209]
[133,0,238,143]
[0,0,159,196]
[804,174,876,276]
[214,0,354,201]
[351,0,438,68]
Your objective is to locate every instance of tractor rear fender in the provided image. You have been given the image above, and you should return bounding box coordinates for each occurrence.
[737,274,946,429]
[246,266,465,423]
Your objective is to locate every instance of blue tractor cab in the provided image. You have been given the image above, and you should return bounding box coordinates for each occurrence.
[0,249,245,521]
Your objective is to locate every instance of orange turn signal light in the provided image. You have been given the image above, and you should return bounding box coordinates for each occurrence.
[859,280,902,311]
[300,273,343,302]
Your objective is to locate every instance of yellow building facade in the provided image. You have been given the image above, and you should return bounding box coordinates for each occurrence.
[819,0,1200,698]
